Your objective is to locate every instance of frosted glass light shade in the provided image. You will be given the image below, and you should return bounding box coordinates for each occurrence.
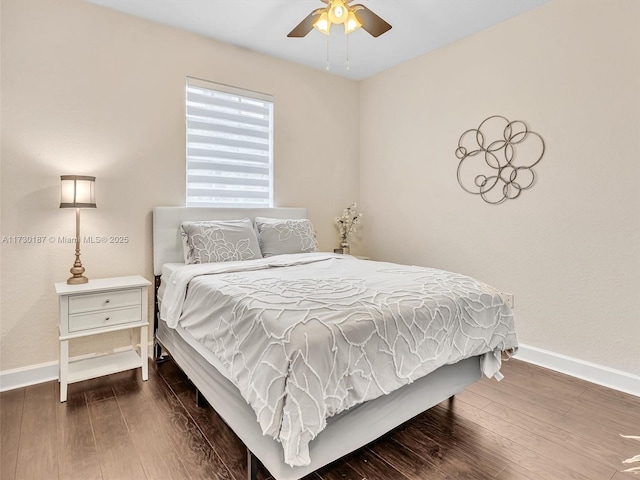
[60,175,96,208]
[313,11,331,34]
[328,0,348,24]
[345,10,362,33]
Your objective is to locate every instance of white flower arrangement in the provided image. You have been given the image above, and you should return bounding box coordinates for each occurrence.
[335,203,362,243]
[621,435,640,475]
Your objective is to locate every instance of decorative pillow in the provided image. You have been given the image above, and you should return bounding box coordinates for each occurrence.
[254,217,318,257]
[180,218,262,264]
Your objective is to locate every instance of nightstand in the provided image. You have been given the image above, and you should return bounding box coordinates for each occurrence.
[55,275,151,402]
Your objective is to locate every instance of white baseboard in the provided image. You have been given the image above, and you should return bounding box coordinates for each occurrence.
[0,360,60,392]
[0,343,154,392]
[515,344,640,397]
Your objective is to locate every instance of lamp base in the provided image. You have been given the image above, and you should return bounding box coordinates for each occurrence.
[67,262,88,284]
[66,207,90,285]
[67,275,89,285]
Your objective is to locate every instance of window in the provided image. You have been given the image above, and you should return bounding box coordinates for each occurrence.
[186,77,274,207]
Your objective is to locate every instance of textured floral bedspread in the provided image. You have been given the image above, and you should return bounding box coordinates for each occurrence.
[160,253,517,467]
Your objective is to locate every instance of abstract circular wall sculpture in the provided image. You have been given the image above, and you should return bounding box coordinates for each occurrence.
[455,115,545,205]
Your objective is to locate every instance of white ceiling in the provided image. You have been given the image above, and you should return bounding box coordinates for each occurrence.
[86,0,550,81]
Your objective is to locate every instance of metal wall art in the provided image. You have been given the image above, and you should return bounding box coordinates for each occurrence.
[455,115,545,205]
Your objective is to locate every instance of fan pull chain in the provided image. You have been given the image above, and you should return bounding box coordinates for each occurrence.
[326,36,330,70]
[346,34,350,70]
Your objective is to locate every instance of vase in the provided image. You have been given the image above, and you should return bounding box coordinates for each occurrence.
[340,240,350,255]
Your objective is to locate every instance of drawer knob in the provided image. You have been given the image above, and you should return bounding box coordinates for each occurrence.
[105,299,110,304]
[105,317,111,321]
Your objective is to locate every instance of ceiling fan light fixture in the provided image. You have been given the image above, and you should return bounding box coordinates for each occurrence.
[313,11,331,35]
[287,0,391,39]
[344,10,362,34]
[328,0,348,24]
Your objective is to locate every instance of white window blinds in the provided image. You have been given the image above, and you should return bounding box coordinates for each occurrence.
[186,77,274,207]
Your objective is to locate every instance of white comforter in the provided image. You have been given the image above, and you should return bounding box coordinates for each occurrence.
[160,253,517,467]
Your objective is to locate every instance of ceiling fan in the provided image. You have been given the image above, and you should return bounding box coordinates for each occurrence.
[287,0,392,38]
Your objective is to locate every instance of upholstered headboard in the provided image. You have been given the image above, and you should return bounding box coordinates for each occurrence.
[152,207,308,275]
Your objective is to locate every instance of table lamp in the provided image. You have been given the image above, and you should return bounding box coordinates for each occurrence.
[60,175,96,284]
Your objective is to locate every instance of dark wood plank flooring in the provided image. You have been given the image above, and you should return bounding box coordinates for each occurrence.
[1,358,638,479]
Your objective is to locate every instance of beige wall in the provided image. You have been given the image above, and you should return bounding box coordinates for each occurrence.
[360,0,640,376]
[0,0,360,370]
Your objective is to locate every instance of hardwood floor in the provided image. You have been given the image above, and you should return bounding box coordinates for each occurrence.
[1,358,638,479]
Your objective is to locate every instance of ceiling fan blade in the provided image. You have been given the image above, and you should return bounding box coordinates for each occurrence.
[352,5,392,37]
[287,9,324,37]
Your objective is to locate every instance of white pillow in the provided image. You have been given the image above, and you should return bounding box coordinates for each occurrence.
[180,219,262,264]
[254,217,318,257]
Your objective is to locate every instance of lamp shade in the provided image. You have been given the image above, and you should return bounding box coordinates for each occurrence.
[344,10,362,34]
[60,175,96,208]
[328,0,348,24]
[313,11,331,35]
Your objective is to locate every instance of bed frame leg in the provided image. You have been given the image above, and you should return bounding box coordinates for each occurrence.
[153,340,167,363]
[153,275,167,364]
[247,449,258,480]
[195,388,209,408]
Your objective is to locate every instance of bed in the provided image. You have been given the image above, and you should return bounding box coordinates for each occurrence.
[153,206,517,480]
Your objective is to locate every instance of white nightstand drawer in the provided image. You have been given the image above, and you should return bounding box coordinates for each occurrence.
[68,306,142,332]
[69,288,141,314]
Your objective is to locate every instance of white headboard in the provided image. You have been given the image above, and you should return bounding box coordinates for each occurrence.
[152,207,308,275]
